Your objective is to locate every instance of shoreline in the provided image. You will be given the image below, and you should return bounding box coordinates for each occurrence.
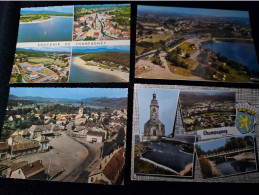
[72,56,129,82]
[20,16,72,24]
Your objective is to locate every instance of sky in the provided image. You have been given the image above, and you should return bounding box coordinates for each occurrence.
[72,45,130,53]
[17,46,71,53]
[138,88,179,136]
[196,134,254,152]
[21,6,74,14]
[138,5,249,18]
[10,88,128,100]
[180,90,236,96]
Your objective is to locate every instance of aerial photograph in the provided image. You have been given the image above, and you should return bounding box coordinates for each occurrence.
[17,6,74,42]
[0,88,127,184]
[11,47,71,83]
[133,88,195,177]
[195,134,257,179]
[135,5,259,83]
[73,4,131,41]
[179,90,236,131]
[69,45,130,83]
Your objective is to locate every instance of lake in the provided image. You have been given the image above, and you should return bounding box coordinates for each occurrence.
[142,141,193,173]
[68,56,122,83]
[17,17,73,42]
[201,41,259,72]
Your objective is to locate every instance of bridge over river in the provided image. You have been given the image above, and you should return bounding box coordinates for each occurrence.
[202,147,254,159]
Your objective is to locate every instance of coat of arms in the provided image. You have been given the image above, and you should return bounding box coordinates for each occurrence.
[236,103,256,134]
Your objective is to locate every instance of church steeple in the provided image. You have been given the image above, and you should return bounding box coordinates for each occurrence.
[151,92,158,106]
[79,99,84,115]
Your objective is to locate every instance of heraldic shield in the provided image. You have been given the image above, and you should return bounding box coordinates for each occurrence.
[236,104,256,134]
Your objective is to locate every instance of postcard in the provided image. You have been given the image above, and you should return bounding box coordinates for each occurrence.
[10,47,71,83]
[73,4,131,41]
[195,134,257,179]
[17,6,74,42]
[69,45,130,82]
[133,88,195,177]
[0,87,127,185]
[135,5,259,83]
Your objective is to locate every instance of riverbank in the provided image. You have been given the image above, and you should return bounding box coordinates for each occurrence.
[72,56,129,82]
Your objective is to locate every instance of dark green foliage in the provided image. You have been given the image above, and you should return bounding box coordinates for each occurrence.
[199,157,214,179]
[16,74,22,83]
[81,52,130,68]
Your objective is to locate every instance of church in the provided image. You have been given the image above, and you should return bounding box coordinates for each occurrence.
[143,92,165,140]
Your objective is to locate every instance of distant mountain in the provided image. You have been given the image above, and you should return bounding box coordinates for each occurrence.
[179,91,235,107]
[21,10,71,14]
[8,94,127,109]
[16,48,70,55]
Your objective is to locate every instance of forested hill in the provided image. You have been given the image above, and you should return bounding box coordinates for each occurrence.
[8,94,127,109]
[179,91,235,107]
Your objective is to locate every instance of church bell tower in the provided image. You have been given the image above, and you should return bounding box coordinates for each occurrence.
[79,100,84,115]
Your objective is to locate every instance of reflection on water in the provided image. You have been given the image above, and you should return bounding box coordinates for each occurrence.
[142,141,193,173]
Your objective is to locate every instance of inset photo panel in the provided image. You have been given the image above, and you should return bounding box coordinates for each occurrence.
[17,6,74,42]
[11,46,71,83]
[135,5,259,83]
[195,134,257,179]
[73,4,131,41]
[1,87,128,185]
[69,45,130,83]
[133,87,196,178]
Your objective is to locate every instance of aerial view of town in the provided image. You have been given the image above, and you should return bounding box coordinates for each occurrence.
[73,4,131,41]
[10,47,71,83]
[195,134,257,179]
[69,45,130,83]
[17,6,74,42]
[179,90,236,131]
[135,5,259,83]
[0,88,127,184]
[133,88,195,178]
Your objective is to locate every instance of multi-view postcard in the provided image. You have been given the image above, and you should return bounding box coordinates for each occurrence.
[135,5,259,83]
[195,134,257,179]
[0,87,127,184]
[73,4,131,41]
[12,4,131,83]
[133,88,196,178]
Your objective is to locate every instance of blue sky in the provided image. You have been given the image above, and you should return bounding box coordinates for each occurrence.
[196,134,254,152]
[72,45,130,53]
[21,6,74,14]
[17,46,71,53]
[75,4,130,8]
[138,88,179,136]
[138,5,249,18]
[180,90,235,96]
[10,88,128,99]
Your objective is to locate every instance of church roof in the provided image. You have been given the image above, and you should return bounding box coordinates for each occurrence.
[151,93,158,106]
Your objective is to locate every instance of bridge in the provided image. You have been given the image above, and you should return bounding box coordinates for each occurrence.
[202,147,254,159]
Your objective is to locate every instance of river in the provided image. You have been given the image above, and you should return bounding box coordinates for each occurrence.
[201,41,259,72]
[142,141,193,173]
[68,56,122,83]
[216,159,256,176]
[17,16,73,42]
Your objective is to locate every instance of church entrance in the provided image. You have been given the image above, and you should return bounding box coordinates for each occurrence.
[153,130,156,136]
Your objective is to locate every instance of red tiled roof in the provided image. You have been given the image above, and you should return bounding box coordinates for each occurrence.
[20,160,45,178]
[0,142,9,151]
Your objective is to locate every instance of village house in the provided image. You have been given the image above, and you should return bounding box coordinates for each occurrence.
[2,161,28,178]
[86,131,105,143]
[28,72,39,80]
[27,64,45,72]
[11,141,40,157]
[10,160,46,180]
[34,136,50,151]
[88,147,125,184]
[0,142,9,160]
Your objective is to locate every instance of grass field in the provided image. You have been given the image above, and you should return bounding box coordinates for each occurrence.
[167,59,196,76]
[28,57,67,67]
[140,33,173,43]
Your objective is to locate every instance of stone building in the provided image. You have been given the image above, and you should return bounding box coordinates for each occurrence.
[143,93,165,140]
